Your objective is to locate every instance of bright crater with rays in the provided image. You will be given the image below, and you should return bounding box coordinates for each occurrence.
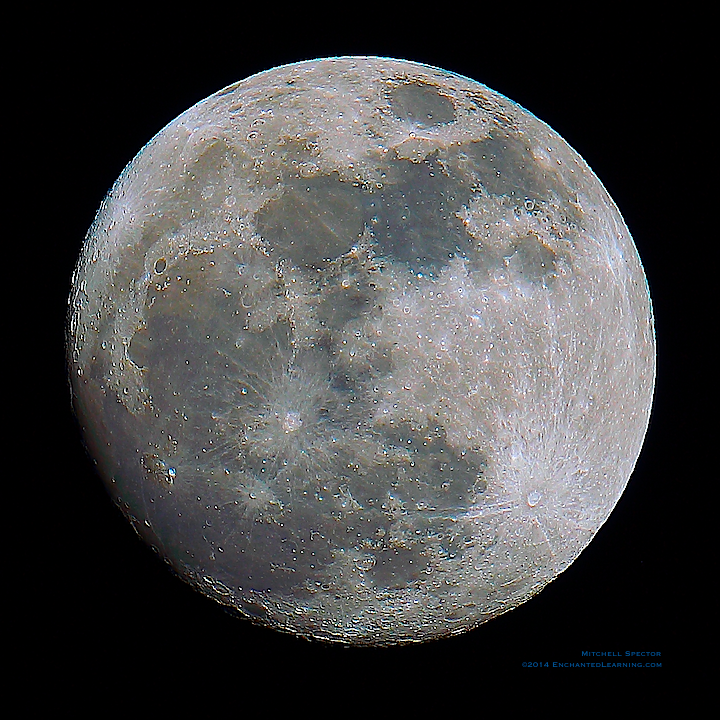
[68,57,655,644]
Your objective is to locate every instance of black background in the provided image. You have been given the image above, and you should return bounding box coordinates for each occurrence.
[26,9,705,689]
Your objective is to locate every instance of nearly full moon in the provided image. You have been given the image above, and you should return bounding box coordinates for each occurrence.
[67,57,655,644]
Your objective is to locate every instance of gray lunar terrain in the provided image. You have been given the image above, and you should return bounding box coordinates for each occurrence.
[68,57,655,644]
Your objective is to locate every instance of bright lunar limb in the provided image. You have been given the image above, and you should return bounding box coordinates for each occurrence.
[67,57,655,645]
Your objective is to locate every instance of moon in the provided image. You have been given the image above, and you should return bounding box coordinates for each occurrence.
[67,56,655,645]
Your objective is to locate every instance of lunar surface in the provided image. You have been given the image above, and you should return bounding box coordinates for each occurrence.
[67,57,655,644]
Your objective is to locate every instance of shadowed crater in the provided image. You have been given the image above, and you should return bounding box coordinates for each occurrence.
[388,81,456,128]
